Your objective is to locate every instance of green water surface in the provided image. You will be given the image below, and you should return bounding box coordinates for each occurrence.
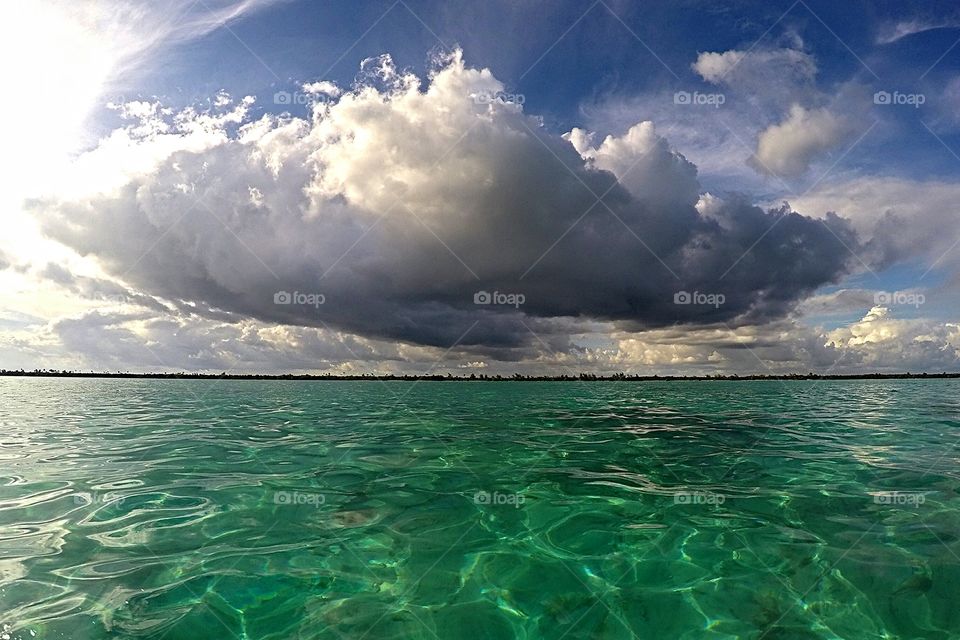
[1,378,959,639]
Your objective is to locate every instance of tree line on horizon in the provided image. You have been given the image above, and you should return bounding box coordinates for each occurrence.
[1,369,958,381]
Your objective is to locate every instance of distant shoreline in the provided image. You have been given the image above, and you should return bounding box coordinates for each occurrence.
[2,370,959,381]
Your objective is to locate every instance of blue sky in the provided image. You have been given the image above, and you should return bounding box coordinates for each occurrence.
[2,0,960,374]
[122,0,960,159]
[106,0,960,245]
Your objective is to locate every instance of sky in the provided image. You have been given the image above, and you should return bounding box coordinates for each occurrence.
[2,0,960,375]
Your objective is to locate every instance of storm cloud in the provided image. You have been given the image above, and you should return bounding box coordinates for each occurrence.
[32,50,861,352]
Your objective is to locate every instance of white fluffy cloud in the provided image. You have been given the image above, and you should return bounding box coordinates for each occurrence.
[564,121,699,209]
[749,105,854,177]
[302,81,341,97]
[687,43,877,184]
[827,306,960,370]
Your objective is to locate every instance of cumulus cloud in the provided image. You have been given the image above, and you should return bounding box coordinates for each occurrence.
[32,51,862,355]
[827,306,960,370]
[583,303,959,375]
[689,45,872,182]
[749,105,854,177]
[592,320,842,373]
[564,121,699,211]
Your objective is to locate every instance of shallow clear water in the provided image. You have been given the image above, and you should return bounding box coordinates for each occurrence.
[1,378,959,639]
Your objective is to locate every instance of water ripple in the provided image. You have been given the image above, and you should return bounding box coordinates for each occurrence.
[0,378,959,638]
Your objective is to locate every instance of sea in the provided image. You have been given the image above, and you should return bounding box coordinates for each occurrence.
[1,377,959,639]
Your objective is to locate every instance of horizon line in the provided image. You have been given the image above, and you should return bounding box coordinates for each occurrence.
[2,370,959,381]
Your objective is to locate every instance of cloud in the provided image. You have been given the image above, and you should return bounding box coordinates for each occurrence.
[11,295,952,375]
[690,45,870,182]
[580,45,846,197]
[38,262,173,314]
[32,51,861,355]
[589,303,960,374]
[0,0,283,178]
[563,120,699,210]
[0,0,289,293]
[50,310,398,373]
[876,18,960,45]
[692,46,816,94]
[827,306,960,370]
[749,105,854,177]
[592,319,843,373]
[795,289,881,316]
[787,176,960,272]
[302,81,341,97]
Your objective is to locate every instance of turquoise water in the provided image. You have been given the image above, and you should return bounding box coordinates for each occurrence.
[1,378,960,639]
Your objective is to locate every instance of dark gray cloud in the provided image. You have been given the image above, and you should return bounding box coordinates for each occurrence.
[32,52,861,354]
[38,262,173,314]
